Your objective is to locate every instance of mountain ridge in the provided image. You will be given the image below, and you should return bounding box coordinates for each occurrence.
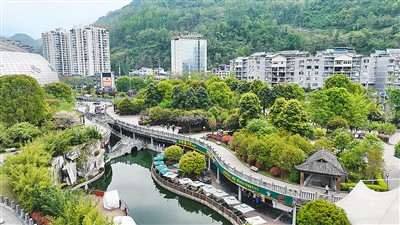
[95,0,400,74]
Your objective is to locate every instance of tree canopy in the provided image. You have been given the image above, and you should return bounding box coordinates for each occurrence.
[179,151,206,176]
[43,82,73,102]
[297,199,350,225]
[0,75,46,125]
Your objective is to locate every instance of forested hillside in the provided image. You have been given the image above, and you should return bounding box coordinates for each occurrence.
[96,0,400,74]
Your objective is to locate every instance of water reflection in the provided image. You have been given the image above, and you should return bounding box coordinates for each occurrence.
[90,150,231,225]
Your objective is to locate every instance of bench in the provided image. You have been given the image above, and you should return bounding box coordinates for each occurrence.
[250,166,258,172]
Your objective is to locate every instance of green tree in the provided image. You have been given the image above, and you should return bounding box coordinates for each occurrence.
[208,107,219,121]
[297,199,350,225]
[179,151,206,176]
[323,74,352,91]
[258,85,273,114]
[144,83,162,107]
[239,92,262,127]
[195,87,211,110]
[117,97,134,114]
[164,145,184,161]
[326,116,349,131]
[250,79,263,94]
[43,82,73,102]
[270,141,306,177]
[157,80,173,99]
[270,98,311,136]
[207,82,233,109]
[224,77,239,91]
[182,87,199,110]
[145,75,154,86]
[236,81,251,94]
[333,131,352,151]
[6,122,41,143]
[131,77,146,92]
[171,85,185,109]
[224,114,240,131]
[0,75,46,125]
[116,76,131,92]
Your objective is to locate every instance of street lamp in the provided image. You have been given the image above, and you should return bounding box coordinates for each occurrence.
[386,172,389,191]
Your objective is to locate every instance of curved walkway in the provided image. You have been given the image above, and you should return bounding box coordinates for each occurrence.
[105,107,346,205]
[0,205,23,225]
[384,133,400,190]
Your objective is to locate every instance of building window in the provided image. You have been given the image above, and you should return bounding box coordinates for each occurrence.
[312,83,318,86]
[307,66,312,69]
[314,66,319,69]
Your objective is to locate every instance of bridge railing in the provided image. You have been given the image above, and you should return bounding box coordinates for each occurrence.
[105,113,342,204]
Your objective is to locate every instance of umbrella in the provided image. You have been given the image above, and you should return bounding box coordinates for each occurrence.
[213,189,229,198]
[157,153,164,156]
[234,204,255,214]
[202,185,217,195]
[173,163,179,168]
[222,196,241,206]
[154,155,164,161]
[163,172,178,179]
[179,178,193,185]
[156,165,168,171]
[190,181,205,187]
[154,161,164,166]
[245,216,267,225]
[159,168,171,175]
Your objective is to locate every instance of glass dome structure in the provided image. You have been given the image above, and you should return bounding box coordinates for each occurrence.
[0,42,59,86]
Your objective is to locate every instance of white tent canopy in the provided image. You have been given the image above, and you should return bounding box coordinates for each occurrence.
[336,181,399,225]
[234,203,255,214]
[179,178,193,185]
[213,189,229,198]
[202,185,217,195]
[223,196,241,206]
[245,216,267,225]
[103,190,120,210]
[113,216,137,225]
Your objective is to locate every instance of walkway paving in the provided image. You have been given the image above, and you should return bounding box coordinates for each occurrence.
[104,107,347,200]
[0,205,23,225]
[384,132,400,190]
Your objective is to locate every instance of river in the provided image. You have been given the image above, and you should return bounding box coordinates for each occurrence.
[89,150,232,225]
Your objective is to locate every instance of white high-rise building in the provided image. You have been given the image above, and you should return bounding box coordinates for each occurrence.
[42,25,110,77]
[70,25,111,76]
[171,34,207,75]
[42,28,71,76]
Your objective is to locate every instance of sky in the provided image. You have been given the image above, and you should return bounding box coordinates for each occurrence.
[1,0,131,39]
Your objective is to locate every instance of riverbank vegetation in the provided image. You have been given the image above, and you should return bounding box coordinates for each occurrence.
[0,75,112,224]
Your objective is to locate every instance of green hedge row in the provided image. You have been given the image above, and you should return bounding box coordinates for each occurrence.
[341,174,388,192]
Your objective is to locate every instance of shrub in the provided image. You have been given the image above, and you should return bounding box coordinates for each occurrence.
[289,170,300,183]
[206,133,222,141]
[270,167,281,177]
[314,128,326,139]
[164,145,183,161]
[179,151,206,176]
[297,199,350,225]
[395,142,400,158]
[221,134,232,144]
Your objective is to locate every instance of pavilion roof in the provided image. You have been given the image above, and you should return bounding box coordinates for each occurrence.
[295,148,347,176]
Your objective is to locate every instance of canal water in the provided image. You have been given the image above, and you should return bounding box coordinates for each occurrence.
[89,150,232,225]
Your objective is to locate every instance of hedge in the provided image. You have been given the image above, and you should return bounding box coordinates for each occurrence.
[340,174,388,192]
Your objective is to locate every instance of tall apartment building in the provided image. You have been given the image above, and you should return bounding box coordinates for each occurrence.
[171,34,207,75]
[42,28,71,76]
[219,48,400,92]
[70,25,110,76]
[42,25,110,77]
